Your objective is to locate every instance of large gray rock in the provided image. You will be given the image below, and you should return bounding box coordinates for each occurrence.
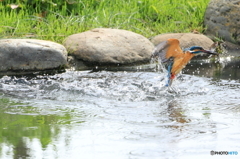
[204,0,240,44]
[0,39,67,74]
[63,28,154,66]
[151,33,214,49]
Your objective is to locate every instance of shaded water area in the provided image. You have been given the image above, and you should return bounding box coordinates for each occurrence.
[0,57,240,159]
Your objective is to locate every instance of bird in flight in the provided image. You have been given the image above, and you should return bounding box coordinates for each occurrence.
[151,38,218,86]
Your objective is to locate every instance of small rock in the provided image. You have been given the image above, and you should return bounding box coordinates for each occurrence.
[151,33,214,49]
[63,28,154,66]
[0,39,67,74]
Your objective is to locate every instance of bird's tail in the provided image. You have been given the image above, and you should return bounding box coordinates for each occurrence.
[166,78,172,87]
[166,73,175,87]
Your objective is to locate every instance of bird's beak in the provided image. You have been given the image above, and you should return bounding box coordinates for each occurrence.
[201,49,219,55]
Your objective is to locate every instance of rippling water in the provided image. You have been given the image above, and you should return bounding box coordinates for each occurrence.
[0,64,240,158]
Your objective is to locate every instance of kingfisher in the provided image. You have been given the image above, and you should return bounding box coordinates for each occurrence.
[151,38,218,86]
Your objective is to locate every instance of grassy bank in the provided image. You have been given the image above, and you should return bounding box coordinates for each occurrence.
[0,0,210,43]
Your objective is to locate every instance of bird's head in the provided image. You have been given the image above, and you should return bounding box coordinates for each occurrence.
[185,46,218,55]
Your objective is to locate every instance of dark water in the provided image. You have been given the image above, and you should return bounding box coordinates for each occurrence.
[0,57,239,159]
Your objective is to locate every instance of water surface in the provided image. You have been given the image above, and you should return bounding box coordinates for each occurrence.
[0,58,240,159]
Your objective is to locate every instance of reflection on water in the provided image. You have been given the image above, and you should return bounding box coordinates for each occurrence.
[0,58,240,159]
[167,100,191,124]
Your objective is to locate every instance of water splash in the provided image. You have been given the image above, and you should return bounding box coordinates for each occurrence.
[1,69,240,159]
[0,68,216,104]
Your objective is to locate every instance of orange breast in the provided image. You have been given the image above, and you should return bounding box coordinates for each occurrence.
[164,39,196,75]
[171,52,195,75]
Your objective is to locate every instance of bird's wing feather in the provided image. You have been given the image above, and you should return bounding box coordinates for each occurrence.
[151,40,183,63]
[151,41,170,63]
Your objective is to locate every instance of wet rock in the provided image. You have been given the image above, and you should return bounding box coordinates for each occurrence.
[63,28,154,66]
[204,0,240,45]
[151,33,214,49]
[0,39,67,75]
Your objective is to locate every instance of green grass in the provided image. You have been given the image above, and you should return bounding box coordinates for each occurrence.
[0,0,210,43]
